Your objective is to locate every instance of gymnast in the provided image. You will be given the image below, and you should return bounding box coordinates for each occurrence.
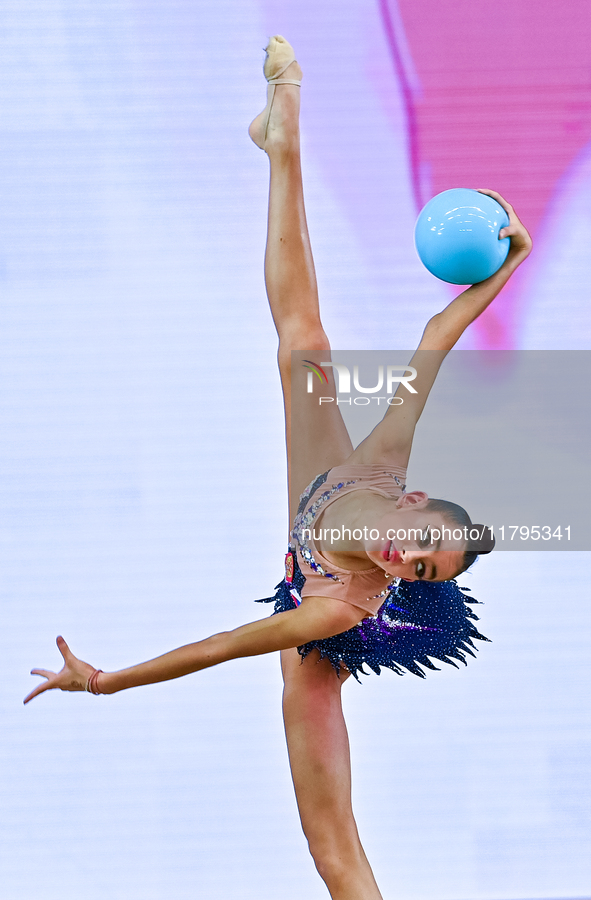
[25,36,532,900]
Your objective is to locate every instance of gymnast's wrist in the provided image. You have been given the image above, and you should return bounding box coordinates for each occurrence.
[487,249,525,284]
[96,671,121,694]
[505,240,532,268]
[84,669,117,695]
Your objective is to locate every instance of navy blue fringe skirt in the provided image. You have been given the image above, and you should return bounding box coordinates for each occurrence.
[257,550,490,681]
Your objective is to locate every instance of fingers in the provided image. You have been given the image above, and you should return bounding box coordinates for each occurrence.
[477,188,504,199]
[499,224,519,240]
[476,190,531,253]
[24,662,60,705]
[476,188,514,218]
[56,634,71,661]
[25,637,93,705]
[23,679,53,705]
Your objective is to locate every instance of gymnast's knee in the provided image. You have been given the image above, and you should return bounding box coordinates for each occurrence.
[278,328,330,371]
[307,831,364,887]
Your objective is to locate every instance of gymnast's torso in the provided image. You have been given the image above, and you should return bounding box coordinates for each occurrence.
[292,465,407,617]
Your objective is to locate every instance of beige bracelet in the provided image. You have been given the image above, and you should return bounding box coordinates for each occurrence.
[85,669,104,694]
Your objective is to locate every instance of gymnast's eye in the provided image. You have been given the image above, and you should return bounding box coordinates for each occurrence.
[418,526,432,548]
[415,560,426,579]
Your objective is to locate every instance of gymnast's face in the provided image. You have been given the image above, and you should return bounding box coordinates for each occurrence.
[364,492,466,583]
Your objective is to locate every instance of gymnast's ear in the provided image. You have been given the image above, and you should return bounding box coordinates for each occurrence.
[395,491,429,509]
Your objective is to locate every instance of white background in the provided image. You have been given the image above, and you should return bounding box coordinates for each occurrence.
[1,2,590,898]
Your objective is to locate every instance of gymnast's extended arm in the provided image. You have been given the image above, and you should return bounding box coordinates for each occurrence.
[348,189,532,469]
[23,597,363,703]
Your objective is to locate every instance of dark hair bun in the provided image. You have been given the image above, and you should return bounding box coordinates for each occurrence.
[468,525,495,554]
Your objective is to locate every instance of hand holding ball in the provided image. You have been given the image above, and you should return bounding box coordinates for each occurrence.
[415,188,510,284]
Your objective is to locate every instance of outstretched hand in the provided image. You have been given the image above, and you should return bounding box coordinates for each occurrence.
[477,189,533,260]
[24,635,96,704]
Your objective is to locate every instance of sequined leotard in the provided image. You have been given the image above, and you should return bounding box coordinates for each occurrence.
[257,466,489,680]
[292,465,407,616]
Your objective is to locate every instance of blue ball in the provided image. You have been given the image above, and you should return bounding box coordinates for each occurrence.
[414,188,510,284]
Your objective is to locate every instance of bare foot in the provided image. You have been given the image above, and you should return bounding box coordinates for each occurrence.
[249,59,303,153]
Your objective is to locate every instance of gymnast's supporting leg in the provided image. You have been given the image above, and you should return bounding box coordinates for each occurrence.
[281,648,384,900]
[250,44,381,899]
